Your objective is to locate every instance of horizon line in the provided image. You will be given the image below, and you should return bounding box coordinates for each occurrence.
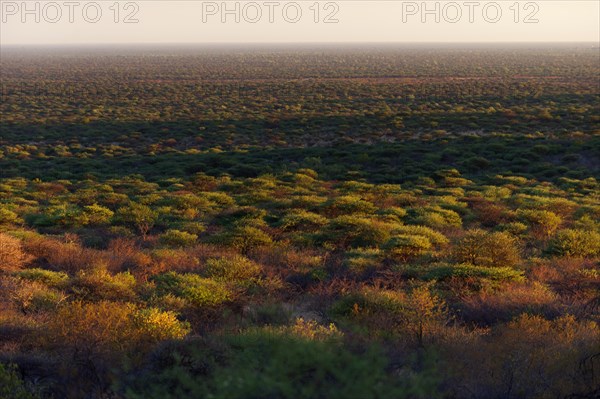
[2,40,598,48]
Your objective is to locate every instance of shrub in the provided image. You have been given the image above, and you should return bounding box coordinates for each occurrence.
[384,234,432,262]
[496,222,529,237]
[17,268,69,288]
[81,204,114,226]
[211,225,272,254]
[548,229,600,258]
[407,206,462,228]
[23,237,102,275]
[122,332,440,399]
[131,307,191,343]
[116,203,158,239]
[175,221,206,235]
[44,301,189,357]
[376,207,407,222]
[0,363,41,399]
[70,266,137,301]
[152,272,232,307]
[393,225,449,246]
[0,207,21,225]
[159,230,198,248]
[0,233,30,273]
[421,263,525,283]
[453,229,520,267]
[518,209,562,239]
[204,255,262,283]
[7,279,68,314]
[402,283,449,347]
[461,282,558,324]
[321,195,377,217]
[278,209,328,231]
[319,216,392,249]
[343,248,384,275]
[453,314,600,398]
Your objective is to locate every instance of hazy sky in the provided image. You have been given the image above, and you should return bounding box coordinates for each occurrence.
[1,1,598,45]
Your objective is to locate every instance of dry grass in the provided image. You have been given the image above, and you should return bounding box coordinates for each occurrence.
[0,233,31,272]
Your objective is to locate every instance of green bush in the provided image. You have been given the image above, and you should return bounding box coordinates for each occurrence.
[17,268,69,288]
[0,207,21,225]
[548,229,600,257]
[319,216,392,249]
[517,209,562,239]
[278,209,328,231]
[159,229,198,248]
[152,272,232,307]
[211,225,273,254]
[420,263,525,283]
[321,195,377,216]
[0,363,40,399]
[204,255,262,282]
[122,332,440,399]
[343,248,384,274]
[392,225,449,246]
[81,203,114,226]
[453,229,520,267]
[384,234,432,262]
[71,267,137,301]
[406,206,462,228]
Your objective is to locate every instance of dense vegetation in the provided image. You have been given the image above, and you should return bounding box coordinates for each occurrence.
[0,45,599,398]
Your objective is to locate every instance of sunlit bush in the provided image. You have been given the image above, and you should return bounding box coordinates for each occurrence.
[44,301,189,357]
[152,272,232,307]
[548,229,600,258]
[210,225,272,254]
[319,216,392,249]
[384,234,432,262]
[453,229,520,267]
[71,266,137,301]
[159,229,198,248]
[517,209,562,239]
[0,233,30,273]
[17,268,69,288]
[278,209,328,231]
[203,255,262,283]
[418,263,525,283]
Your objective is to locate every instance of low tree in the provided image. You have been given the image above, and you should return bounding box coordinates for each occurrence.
[117,203,158,240]
[453,229,520,267]
[384,234,432,262]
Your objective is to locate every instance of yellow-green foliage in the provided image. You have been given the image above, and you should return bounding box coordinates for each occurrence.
[343,248,384,274]
[17,268,69,288]
[322,195,377,216]
[407,206,462,228]
[71,267,137,301]
[159,229,198,248]
[419,263,526,283]
[453,229,520,267]
[152,272,232,307]
[549,229,600,257]
[384,234,432,262]
[517,209,562,239]
[392,225,449,246]
[44,301,189,355]
[279,209,328,231]
[204,255,262,282]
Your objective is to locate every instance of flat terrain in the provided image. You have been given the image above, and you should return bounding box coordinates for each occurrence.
[0,45,599,399]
